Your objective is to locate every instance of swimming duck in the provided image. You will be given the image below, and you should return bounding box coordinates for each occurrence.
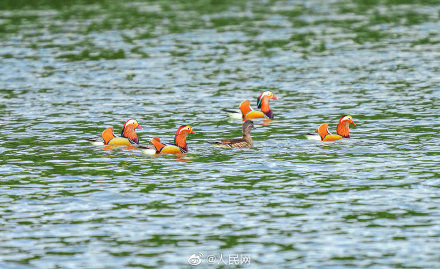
[148,125,196,154]
[224,91,278,120]
[87,119,143,146]
[306,115,356,141]
[210,120,255,148]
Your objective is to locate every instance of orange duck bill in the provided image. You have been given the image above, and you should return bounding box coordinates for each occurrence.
[150,125,195,154]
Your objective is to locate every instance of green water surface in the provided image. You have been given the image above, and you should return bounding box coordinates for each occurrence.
[1,0,439,268]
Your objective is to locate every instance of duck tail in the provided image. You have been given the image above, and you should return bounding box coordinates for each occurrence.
[101,128,116,145]
[222,108,239,114]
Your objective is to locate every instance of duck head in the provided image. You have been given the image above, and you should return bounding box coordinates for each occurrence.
[121,119,143,143]
[121,119,143,133]
[175,125,196,150]
[336,115,355,138]
[257,91,278,118]
[242,120,255,136]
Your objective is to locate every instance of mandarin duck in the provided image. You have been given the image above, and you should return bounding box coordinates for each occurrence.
[306,115,356,141]
[224,91,278,120]
[146,125,196,154]
[210,120,255,148]
[87,119,143,146]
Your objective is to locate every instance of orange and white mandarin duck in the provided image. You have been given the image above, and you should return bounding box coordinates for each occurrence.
[87,119,143,146]
[147,125,196,154]
[210,120,255,148]
[224,91,278,120]
[306,115,356,141]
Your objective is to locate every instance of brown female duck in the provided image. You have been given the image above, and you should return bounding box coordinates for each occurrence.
[211,120,255,148]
